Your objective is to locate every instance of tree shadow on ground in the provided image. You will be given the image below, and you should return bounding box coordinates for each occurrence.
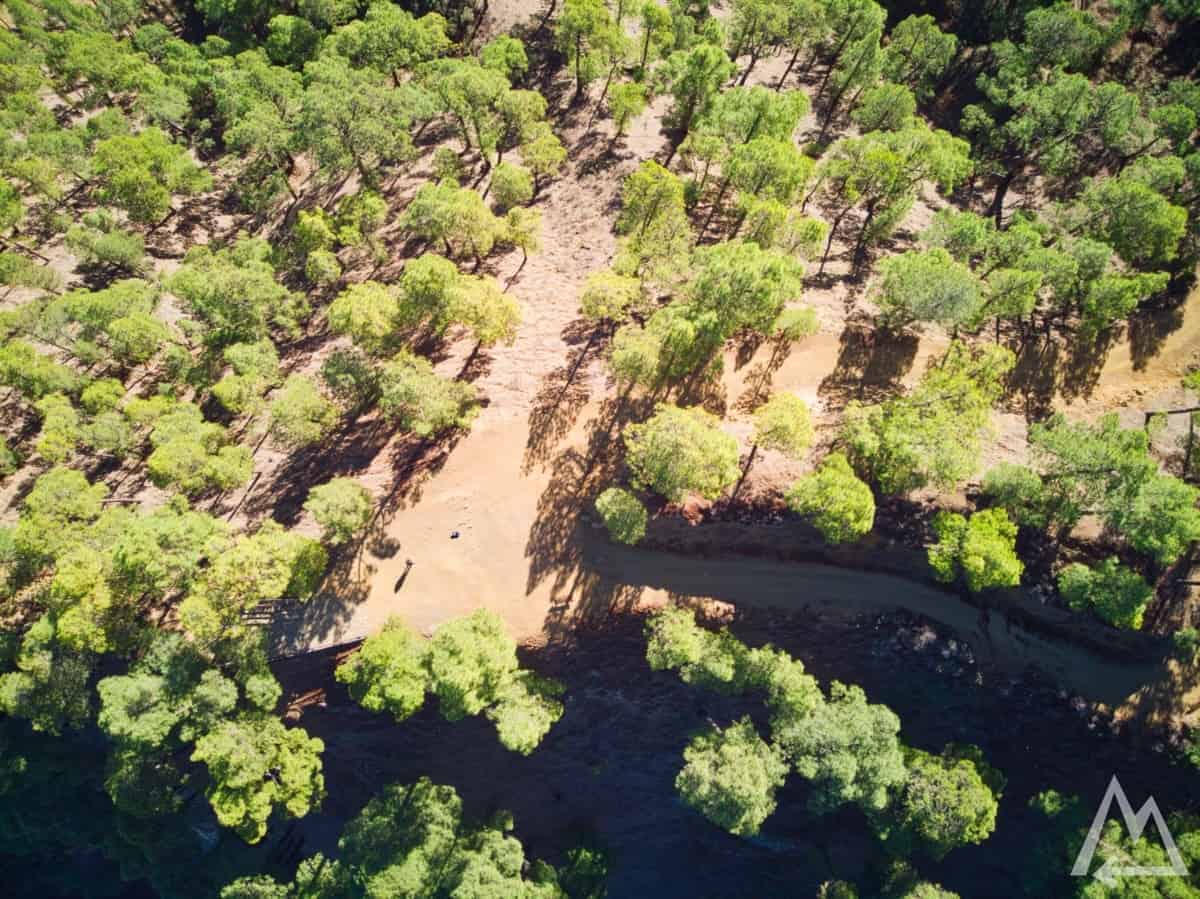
[267,541,372,657]
[573,130,625,177]
[1129,296,1188,373]
[523,318,605,474]
[264,423,466,654]
[734,337,798,414]
[1005,327,1117,420]
[525,393,656,640]
[1145,544,1200,635]
[733,332,766,372]
[508,16,571,118]
[672,369,728,417]
[237,415,396,525]
[1059,327,1118,403]
[817,323,918,408]
[1005,336,1059,421]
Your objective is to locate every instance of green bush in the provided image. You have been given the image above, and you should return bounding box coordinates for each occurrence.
[595,487,647,545]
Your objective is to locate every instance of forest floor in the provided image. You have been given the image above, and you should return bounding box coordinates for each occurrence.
[247,0,1200,725]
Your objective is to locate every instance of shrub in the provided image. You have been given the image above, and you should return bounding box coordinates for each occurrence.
[595,487,647,544]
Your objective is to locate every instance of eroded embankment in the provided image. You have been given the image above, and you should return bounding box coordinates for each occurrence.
[574,519,1166,710]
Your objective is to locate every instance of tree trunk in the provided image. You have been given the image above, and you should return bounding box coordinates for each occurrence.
[597,60,619,110]
[575,35,584,100]
[989,168,1017,226]
[536,0,559,31]
[466,0,489,46]
[818,207,849,276]
[776,45,802,91]
[702,177,732,235]
[815,26,858,99]
[852,206,876,274]
[737,49,760,86]
[730,444,758,501]
[730,207,748,238]
[819,47,873,141]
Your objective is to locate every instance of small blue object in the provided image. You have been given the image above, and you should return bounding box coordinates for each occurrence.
[450,531,460,539]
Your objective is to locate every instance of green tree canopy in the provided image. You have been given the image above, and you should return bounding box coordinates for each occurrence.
[268,374,339,449]
[580,269,644,323]
[786,452,876,544]
[304,478,373,545]
[424,608,519,721]
[92,127,211,224]
[0,615,94,734]
[191,715,324,844]
[881,14,957,100]
[871,248,983,332]
[331,3,450,79]
[751,392,813,458]
[614,160,694,284]
[167,236,304,349]
[675,717,789,837]
[875,745,1001,860]
[927,508,1023,594]
[335,616,429,722]
[179,522,327,642]
[328,280,404,353]
[336,611,564,755]
[555,0,621,99]
[841,343,1014,495]
[658,43,735,136]
[399,181,505,263]
[594,486,648,544]
[624,404,741,502]
[984,414,1200,565]
[316,778,568,897]
[378,350,478,437]
[772,680,906,813]
[145,402,254,496]
[689,237,807,334]
[299,55,417,183]
[1058,557,1154,630]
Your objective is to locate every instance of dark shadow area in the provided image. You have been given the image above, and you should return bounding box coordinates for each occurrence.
[523,318,604,474]
[818,324,919,408]
[732,331,765,372]
[1059,327,1119,403]
[734,337,797,414]
[1004,325,1115,417]
[524,392,655,639]
[268,542,372,658]
[1146,544,1200,635]
[367,534,401,560]
[672,368,728,416]
[1128,295,1188,372]
[239,416,396,525]
[276,600,1198,899]
[1005,336,1059,421]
